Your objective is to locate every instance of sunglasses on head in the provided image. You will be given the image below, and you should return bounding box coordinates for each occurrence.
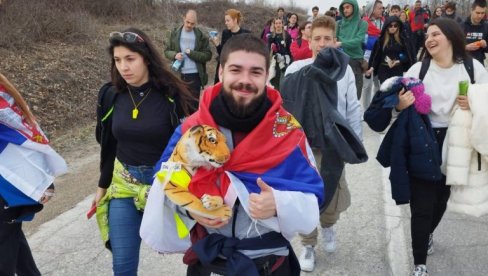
[109,32,145,43]
[389,23,399,28]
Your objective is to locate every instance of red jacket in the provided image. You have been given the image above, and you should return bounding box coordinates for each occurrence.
[409,8,429,32]
[290,39,312,61]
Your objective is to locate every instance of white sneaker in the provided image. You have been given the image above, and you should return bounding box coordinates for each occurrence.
[412,264,429,276]
[298,245,315,272]
[321,226,337,253]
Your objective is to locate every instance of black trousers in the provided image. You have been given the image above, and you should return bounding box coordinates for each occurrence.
[409,127,450,265]
[0,222,41,276]
[348,59,364,100]
[413,30,425,56]
[181,73,202,109]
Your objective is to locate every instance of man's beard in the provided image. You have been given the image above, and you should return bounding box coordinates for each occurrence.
[222,82,266,118]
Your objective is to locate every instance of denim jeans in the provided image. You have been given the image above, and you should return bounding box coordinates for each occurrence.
[108,163,153,276]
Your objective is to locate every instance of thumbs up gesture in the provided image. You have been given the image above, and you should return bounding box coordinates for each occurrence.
[249,178,277,220]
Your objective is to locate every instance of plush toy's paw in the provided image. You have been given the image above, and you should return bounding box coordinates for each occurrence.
[201,194,223,210]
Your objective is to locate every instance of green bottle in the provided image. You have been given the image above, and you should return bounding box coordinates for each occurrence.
[459,80,469,96]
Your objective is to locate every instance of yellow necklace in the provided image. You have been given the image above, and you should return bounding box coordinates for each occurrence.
[127,86,152,119]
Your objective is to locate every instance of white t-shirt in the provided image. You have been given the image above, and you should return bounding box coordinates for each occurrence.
[404,59,488,128]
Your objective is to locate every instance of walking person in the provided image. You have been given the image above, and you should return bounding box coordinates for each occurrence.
[365,18,488,276]
[366,16,416,85]
[286,13,300,41]
[94,28,196,275]
[144,33,324,276]
[283,16,364,272]
[409,0,429,55]
[336,0,368,99]
[0,73,67,275]
[308,6,320,21]
[268,17,292,90]
[290,21,313,61]
[210,9,250,84]
[463,0,488,66]
[164,9,212,109]
[362,0,385,107]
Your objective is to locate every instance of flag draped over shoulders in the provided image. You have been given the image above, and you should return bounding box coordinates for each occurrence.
[158,83,324,205]
[0,87,67,209]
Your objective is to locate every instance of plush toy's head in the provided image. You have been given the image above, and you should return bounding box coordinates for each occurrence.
[379,76,431,114]
[176,125,231,169]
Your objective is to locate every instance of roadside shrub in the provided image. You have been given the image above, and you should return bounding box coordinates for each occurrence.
[0,0,95,49]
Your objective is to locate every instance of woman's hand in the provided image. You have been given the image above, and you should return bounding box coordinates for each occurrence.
[395,89,415,111]
[39,188,55,204]
[93,187,107,206]
[457,95,470,110]
[188,212,229,229]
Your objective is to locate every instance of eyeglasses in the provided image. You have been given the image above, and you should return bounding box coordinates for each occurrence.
[109,32,145,43]
[389,24,399,28]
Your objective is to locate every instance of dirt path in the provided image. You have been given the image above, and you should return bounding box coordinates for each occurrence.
[23,124,100,236]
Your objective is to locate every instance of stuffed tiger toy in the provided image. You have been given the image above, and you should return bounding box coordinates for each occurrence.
[157,125,232,220]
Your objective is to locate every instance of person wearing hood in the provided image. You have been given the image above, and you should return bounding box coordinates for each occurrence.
[366,16,416,84]
[362,0,384,108]
[336,0,368,100]
[463,0,488,65]
[442,2,463,26]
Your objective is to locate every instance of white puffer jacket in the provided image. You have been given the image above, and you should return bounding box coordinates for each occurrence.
[443,84,488,217]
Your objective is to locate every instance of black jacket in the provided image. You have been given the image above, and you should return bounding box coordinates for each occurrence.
[365,86,442,205]
[463,16,488,64]
[281,48,368,209]
[369,16,416,82]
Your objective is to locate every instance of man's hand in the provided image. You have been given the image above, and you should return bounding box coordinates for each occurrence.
[395,89,415,111]
[480,39,487,48]
[457,95,470,110]
[249,178,276,220]
[188,212,229,229]
[175,52,184,61]
[466,42,481,51]
[185,48,191,55]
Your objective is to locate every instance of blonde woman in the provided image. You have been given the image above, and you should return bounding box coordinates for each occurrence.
[366,16,416,84]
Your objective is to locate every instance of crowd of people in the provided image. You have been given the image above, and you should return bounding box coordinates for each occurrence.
[2,0,488,275]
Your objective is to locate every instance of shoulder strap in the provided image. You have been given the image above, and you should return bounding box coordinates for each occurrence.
[96,82,117,144]
[97,82,117,122]
[419,58,431,80]
[464,57,475,84]
[419,57,474,84]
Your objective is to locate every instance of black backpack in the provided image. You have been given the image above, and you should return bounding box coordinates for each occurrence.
[95,82,117,144]
[419,57,475,84]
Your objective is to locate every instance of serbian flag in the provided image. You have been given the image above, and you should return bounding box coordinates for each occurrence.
[0,87,67,211]
[155,83,324,205]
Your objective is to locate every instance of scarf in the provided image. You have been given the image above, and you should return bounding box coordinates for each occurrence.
[209,88,272,133]
[183,83,323,204]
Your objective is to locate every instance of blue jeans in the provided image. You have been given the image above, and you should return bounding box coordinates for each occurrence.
[108,163,153,276]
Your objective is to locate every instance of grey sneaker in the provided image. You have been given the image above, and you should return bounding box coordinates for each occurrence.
[298,245,315,272]
[412,264,429,276]
[321,226,337,253]
[427,233,434,255]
